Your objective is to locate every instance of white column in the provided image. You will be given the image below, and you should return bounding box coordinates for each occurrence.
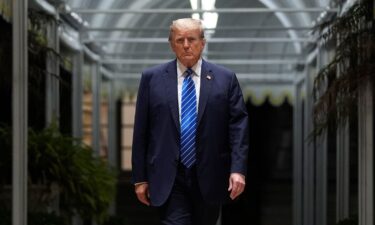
[358,80,373,225]
[316,127,327,225]
[108,80,117,168]
[315,47,327,225]
[92,62,102,156]
[12,0,28,225]
[303,63,315,225]
[46,17,60,124]
[293,78,304,225]
[336,121,350,221]
[72,52,84,138]
[107,80,117,215]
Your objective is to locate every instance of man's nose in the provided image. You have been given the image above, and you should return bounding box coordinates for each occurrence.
[183,39,190,47]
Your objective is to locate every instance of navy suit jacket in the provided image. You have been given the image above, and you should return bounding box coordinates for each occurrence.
[132,59,249,206]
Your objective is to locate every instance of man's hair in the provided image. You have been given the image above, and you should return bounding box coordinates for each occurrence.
[168,18,205,41]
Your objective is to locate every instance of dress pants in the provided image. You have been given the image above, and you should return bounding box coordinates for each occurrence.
[158,163,220,225]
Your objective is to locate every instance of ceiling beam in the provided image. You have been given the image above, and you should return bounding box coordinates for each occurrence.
[101,58,304,65]
[110,73,297,84]
[83,37,315,44]
[82,26,315,32]
[103,52,302,57]
[73,7,339,14]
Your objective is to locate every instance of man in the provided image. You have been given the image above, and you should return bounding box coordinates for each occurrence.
[132,18,249,225]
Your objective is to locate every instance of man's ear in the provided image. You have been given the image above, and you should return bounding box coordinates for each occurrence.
[169,41,176,53]
[201,38,206,48]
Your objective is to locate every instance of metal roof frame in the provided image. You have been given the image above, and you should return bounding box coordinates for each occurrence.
[100,58,305,65]
[81,25,315,32]
[83,37,315,43]
[63,0,336,83]
[73,7,338,14]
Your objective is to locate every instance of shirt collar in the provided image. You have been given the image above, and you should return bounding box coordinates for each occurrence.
[177,58,202,78]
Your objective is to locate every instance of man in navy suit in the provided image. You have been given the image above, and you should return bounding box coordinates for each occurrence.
[132,18,249,225]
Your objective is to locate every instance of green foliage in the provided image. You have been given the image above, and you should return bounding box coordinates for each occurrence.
[313,1,375,136]
[0,123,117,224]
[28,9,59,58]
[27,9,67,96]
[0,8,117,225]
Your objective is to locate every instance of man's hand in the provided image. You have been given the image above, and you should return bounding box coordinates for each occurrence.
[228,173,246,200]
[135,182,150,206]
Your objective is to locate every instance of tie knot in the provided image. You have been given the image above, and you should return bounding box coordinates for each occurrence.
[185,68,194,77]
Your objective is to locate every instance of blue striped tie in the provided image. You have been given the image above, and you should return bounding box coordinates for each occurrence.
[180,68,197,168]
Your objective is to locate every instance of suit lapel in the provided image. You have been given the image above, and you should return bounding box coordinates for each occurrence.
[198,60,213,126]
[163,60,180,132]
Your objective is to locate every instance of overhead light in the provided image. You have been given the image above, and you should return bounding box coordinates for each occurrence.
[190,0,218,33]
[258,0,302,53]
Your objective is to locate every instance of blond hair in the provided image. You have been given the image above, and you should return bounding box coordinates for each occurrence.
[168,18,205,41]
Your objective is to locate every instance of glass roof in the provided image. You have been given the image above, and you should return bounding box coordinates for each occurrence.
[61,0,335,88]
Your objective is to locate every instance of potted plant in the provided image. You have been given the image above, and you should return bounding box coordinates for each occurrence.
[0,123,117,224]
[313,0,375,135]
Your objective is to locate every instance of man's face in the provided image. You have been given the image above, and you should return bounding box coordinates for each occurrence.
[170,27,206,68]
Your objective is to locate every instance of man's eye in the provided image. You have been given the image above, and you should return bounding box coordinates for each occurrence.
[175,37,197,44]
